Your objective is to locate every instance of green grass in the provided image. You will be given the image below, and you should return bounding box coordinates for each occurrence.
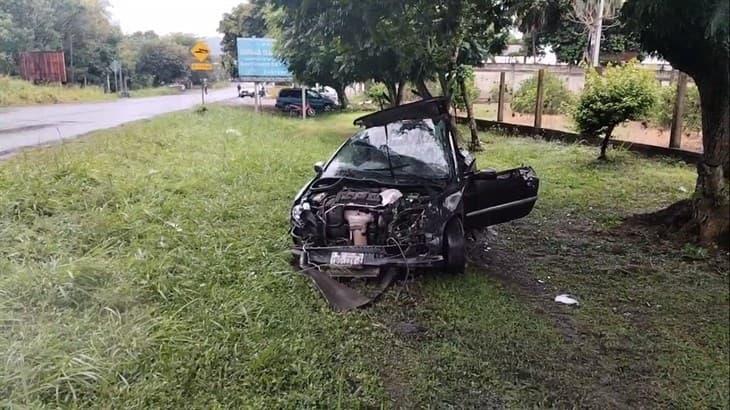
[0,76,114,106]
[0,107,727,408]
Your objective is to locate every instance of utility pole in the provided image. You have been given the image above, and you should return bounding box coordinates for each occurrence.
[592,0,605,67]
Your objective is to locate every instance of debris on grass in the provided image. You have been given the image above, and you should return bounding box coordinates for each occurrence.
[554,294,580,306]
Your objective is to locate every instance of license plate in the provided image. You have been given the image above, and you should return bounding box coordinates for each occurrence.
[329,252,365,266]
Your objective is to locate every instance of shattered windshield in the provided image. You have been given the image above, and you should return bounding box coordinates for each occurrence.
[323,119,452,182]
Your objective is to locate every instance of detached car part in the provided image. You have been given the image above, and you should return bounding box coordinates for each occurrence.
[290,97,539,310]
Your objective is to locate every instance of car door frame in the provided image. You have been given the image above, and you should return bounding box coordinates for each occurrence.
[461,166,539,229]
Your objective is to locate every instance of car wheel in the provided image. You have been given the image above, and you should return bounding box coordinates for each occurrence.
[443,218,466,274]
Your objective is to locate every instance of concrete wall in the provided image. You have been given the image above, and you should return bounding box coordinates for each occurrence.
[474,63,680,101]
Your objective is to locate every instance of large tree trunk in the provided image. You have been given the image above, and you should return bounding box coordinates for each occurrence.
[395,79,405,106]
[415,78,432,99]
[459,76,481,151]
[692,72,730,245]
[335,85,348,109]
[439,72,462,144]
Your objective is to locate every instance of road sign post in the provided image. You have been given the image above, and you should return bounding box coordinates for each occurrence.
[301,87,307,119]
[190,41,213,105]
[236,37,293,114]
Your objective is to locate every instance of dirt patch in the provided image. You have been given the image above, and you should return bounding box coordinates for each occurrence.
[465,218,667,407]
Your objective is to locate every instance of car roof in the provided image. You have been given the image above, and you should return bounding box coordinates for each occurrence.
[353,97,450,128]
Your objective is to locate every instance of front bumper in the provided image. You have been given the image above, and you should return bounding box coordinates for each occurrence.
[293,245,444,273]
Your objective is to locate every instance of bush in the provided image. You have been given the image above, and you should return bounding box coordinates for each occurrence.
[651,83,701,132]
[511,72,575,115]
[365,83,390,109]
[574,61,658,158]
[488,83,513,104]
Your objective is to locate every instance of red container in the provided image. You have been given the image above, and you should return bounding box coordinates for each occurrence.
[18,51,67,83]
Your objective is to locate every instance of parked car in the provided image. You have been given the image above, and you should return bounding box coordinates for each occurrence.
[276,88,337,112]
[239,87,265,98]
[289,97,539,309]
[317,86,339,103]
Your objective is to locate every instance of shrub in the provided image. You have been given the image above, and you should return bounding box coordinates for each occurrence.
[511,72,575,115]
[651,83,701,132]
[488,83,513,104]
[365,83,390,109]
[574,61,658,159]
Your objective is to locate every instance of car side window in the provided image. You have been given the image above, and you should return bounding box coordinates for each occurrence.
[306,90,320,99]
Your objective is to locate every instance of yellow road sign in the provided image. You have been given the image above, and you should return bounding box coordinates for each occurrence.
[190,62,213,71]
[190,41,210,62]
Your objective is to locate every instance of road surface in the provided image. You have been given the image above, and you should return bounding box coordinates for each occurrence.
[0,86,246,155]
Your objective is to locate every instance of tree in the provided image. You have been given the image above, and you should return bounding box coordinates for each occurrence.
[574,62,656,160]
[514,0,561,62]
[135,40,189,86]
[542,18,642,65]
[218,1,268,76]
[624,0,729,245]
[269,0,512,149]
[568,0,623,65]
[0,0,122,85]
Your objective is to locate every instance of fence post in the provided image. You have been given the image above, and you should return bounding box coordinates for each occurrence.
[534,69,545,129]
[497,72,505,122]
[669,71,688,149]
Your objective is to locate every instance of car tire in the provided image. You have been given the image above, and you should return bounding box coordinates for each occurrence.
[443,218,466,274]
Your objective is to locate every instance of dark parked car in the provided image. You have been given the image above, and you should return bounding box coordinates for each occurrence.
[276,88,336,112]
[290,98,539,309]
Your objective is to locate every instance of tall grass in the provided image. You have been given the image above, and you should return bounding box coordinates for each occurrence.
[0,107,725,408]
[0,76,113,106]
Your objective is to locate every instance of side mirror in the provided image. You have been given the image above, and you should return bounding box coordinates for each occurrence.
[313,161,324,175]
[460,150,476,170]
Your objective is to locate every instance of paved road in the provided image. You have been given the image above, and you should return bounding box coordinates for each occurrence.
[0,86,243,155]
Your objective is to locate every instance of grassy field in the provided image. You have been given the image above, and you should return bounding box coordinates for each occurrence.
[0,107,727,408]
[0,76,114,106]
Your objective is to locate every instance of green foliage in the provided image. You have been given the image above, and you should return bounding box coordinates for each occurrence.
[0,75,112,106]
[218,1,269,76]
[135,40,190,86]
[574,62,658,136]
[651,84,702,131]
[269,0,512,105]
[511,71,574,115]
[0,0,122,84]
[488,83,513,103]
[514,0,642,64]
[451,66,480,110]
[365,83,391,109]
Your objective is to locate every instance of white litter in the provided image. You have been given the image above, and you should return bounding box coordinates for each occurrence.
[225,128,242,136]
[678,186,688,193]
[555,294,580,306]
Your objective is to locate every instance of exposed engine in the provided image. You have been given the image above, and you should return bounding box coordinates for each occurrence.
[292,186,432,250]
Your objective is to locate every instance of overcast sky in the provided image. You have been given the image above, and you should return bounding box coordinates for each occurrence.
[108,0,243,37]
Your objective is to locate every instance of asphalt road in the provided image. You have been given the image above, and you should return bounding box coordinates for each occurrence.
[0,85,248,155]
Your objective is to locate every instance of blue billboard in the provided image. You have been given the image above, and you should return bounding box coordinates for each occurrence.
[236,38,292,81]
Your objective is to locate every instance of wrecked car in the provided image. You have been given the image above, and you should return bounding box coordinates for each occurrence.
[290,98,539,309]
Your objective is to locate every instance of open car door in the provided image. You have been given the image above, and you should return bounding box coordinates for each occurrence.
[463,167,539,229]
